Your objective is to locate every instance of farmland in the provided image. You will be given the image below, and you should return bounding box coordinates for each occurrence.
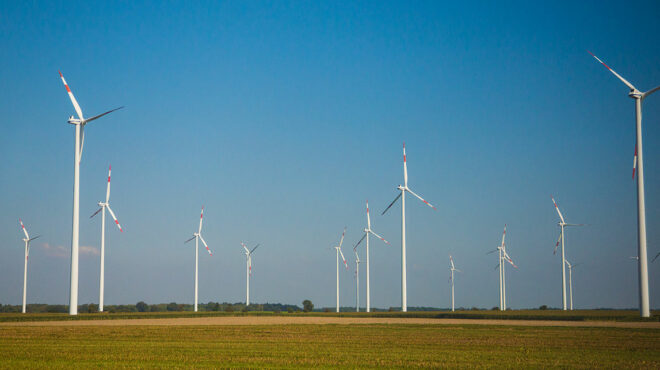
[1,315,659,368]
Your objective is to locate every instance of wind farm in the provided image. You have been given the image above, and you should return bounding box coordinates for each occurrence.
[2,1,660,368]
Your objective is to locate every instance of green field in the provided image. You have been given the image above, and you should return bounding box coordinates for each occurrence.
[1,323,659,368]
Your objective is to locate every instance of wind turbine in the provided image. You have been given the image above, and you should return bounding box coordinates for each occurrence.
[59,71,124,315]
[565,260,581,311]
[354,200,390,312]
[551,196,583,311]
[588,51,660,317]
[90,165,123,312]
[331,228,349,313]
[353,246,360,312]
[382,143,436,312]
[449,255,461,312]
[184,206,213,312]
[241,242,260,306]
[487,224,516,310]
[19,219,40,314]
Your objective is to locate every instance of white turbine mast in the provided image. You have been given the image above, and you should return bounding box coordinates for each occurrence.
[487,224,516,310]
[59,71,123,315]
[331,227,349,313]
[19,219,40,314]
[241,242,260,306]
[382,143,436,312]
[551,195,583,311]
[184,206,213,312]
[565,260,581,311]
[353,200,390,312]
[449,255,461,312]
[353,246,360,312]
[589,51,660,317]
[90,165,123,312]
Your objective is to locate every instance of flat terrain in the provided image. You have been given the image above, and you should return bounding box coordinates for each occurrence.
[1,317,659,368]
[2,315,660,328]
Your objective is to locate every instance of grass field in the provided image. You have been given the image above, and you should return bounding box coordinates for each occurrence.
[1,323,659,368]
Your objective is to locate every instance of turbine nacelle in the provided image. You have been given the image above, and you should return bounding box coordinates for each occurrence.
[629,90,643,99]
[67,116,81,125]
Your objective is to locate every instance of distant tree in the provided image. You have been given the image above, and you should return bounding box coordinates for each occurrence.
[323,308,331,313]
[241,306,249,313]
[166,302,178,311]
[287,307,294,313]
[225,304,234,313]
[212,302,220,311]
[491,306,499,311]
[302,300,314,312]
[539,305,548,310]
[87,303,99,313]
[136,301,149,312]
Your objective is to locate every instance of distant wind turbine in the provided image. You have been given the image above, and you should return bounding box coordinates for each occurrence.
[551,196,583,311]
[184,206,213,312]
[565,260,581,311]
[353,200,389,312]
[331,228,349,313]
[90,165,123,313]
[488,224,516,310]
[382,143,436,312]
[241,242,260,306]
[449,255,461,312]
[588,51,660,318]
[353,246,360,312]
[59,71,123,315]
[19,219,40,314]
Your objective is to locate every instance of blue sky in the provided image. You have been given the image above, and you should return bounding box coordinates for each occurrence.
[1,0,659,310]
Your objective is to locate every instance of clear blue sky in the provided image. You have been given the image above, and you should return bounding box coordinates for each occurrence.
[1,0,659,309]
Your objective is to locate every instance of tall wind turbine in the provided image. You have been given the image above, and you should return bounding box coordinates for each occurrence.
[488,225,516,310]
[565,260,581,311]
[551,196,583,311]
[331,228,349,313]
[241,242,260,306]
[90,165,123,313]
[19,219,40,314]
[589,51,660,317]
[184,206,213,312]
[354,200,389,312]
[353,246,360,312]
[382,143,436,312]
[449,255,461,312]
[59,72,123,315]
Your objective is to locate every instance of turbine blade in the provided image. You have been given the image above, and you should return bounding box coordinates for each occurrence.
[90,207,103,219]
[494,263,500,270]
[338,227,346,248]
[339,248,348,269]
[106,165,112,203]
[503,252,517,268]
[19,219,29,239]
[250,244,260,254]
[449,255,455,269]
[403,142,408,186]
[382,192,402,215]
[501,224,507,247]
[106,205,123,232]
[83,106,124,124]
[652,252,660,263]
[564,223,585,227]
[587,51,637,91]
[369,230,390,245]
[353,233,366,250]
[28,235,41,242]
[406,187,436,210]
[642,85,660,99]
[554,230,562,255]
[185,235,196,244]
[633,143,638,179]
[59,71,84,120]
[198,206,204,234]
[486,249,499,255]
[551,195,565,223]
[199,234,212,256]
[366,200,371,229]
[241,242,250,254]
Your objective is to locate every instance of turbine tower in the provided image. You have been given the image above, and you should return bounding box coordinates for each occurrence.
[331,228,349,313]
[59,72,123,315]
[449,255,461,312]
[241,243,260,306]
[354,200,389,312]
[353,247,360,312]
[551,196,583,310]
[589,51,660,317]
[90,165,123,312]
[184,206,213,312]
[565,260,581,311]
[488,225,516,310]
[19,219,40,314]
[382,143,436,312]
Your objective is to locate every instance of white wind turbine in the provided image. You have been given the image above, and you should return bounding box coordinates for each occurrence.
[588,51,660,317]
[449,255,461,312]
[19,219,40,314]
[487,224,517,310]
[59,71,123,315]
[331,228,349,313]
[353,247,360,312]
[90,165,123,313]
[241,242,260,306]
[565,260,581,311]
[551,196,583,311]
[353,200,390,312]
[184,206,213,312]
[382,143,436,312]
